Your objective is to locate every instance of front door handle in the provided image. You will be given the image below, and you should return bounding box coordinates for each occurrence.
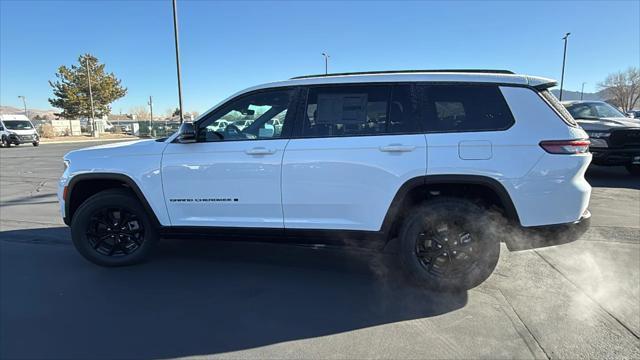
[379,144,416,152]
[245,147,276,155]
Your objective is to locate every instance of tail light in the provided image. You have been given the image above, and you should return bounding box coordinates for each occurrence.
[539,139,590,154]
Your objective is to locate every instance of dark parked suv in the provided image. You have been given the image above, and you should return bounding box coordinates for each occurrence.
[562,101,640,175]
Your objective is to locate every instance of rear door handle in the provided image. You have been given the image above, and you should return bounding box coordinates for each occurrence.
[379,144,416,152]
[245,147,276,155]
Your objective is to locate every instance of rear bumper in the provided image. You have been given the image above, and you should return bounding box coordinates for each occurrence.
[590,147,640,166]
[526,209,591,232]
[504,210,591,251]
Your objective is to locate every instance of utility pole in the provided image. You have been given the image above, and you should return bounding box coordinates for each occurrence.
[322,52,330,75]
[559,32,571,101]
[148,96,154,136]
[17,96,27,118]
[86,56,97,137]
[172,0,184,123]
[580,82,586,100]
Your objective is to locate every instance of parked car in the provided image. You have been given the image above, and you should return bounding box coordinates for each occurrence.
[233,119,254,131]
[80,119,115,133]
[626,110,640,119]
[562,100,640,175]
[58,70,592,291]
[0,114,39,147]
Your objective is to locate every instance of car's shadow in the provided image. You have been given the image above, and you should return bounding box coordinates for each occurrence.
[586,165,640,190]
[0,227,467,359]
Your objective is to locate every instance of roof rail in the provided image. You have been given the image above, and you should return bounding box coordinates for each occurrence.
[290,69,515,80]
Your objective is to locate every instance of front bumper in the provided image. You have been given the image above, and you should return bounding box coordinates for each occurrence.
[8,133,38,144]
[590,147,640,166]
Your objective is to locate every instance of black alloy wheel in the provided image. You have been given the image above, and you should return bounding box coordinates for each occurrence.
[86,207,145,257]
[415,221,478,278]
[71,188,158,266]
[399,197,500,291]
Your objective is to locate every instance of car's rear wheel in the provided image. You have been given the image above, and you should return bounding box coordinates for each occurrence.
[626,164,640,176]
[71,189,158,266]
[398,197,500,291]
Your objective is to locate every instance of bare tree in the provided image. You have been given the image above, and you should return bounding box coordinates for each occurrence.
[598,67,640,112]
[129,106,149,120]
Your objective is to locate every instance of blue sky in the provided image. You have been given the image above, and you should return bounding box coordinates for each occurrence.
[1,0,639,114]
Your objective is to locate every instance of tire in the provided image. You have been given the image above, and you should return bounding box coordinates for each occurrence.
[1,136,10,148]
[32,141,39,147]
[626,164,640,176]
[71,188,158,266]
[398,197,500,291]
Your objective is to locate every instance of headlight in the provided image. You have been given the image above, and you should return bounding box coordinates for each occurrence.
[586,132,610,138]
[589,138,608,148]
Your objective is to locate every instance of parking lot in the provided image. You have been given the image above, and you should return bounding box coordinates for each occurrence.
[0,141,638,359]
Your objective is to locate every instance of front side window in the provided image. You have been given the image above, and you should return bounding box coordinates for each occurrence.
[422,85,515,132]
[197,89,294,142]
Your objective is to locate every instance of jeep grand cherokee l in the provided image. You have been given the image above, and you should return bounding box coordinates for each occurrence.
[58,70,592,290]
[562,100,640,175]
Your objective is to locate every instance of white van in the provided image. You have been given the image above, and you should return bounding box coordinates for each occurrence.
[0,114,40,147]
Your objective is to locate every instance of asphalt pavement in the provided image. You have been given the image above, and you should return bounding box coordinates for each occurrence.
[1,142,639,359]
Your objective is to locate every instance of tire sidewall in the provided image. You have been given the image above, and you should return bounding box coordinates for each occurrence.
[71,189,157,266]
[399,198,500,291]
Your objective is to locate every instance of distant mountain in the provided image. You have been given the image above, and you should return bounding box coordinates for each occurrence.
[0,106,58,119]
[550,89,606,101]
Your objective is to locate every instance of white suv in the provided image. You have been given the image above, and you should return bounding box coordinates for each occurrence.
[58,70,592,290]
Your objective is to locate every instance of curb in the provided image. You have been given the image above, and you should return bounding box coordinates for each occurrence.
[39,137,141,145]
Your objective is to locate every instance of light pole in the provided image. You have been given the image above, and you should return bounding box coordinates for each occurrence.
[17,96,27,118]
[580,82,586,100]
[559,32,571,101]
[148,96,154,136]
[322,52,330,75]
[172,0,184,123]
[85,56,97,137]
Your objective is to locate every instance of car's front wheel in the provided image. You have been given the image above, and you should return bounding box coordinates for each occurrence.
[399,197,500,291]
[1,136,10,148]
[71,189,158,266]
[626,164,640,176]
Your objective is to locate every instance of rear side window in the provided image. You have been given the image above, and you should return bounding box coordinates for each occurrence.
[539,90,578,126]
[303,85,390,137]
[421,85,515,132]
[301,85,421,137]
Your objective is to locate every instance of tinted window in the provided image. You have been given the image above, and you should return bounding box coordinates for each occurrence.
[422,85,515,132]
[301,85,421,137]
[198,89,294,142]
[388,85,422,133]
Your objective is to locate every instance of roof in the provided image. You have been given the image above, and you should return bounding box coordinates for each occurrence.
[0,114,30,121]
[246,71,555,93]
[561,100,606,105]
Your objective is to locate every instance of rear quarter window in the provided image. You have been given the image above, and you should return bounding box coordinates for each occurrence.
[421,85,515,132]
[539,90,578,127]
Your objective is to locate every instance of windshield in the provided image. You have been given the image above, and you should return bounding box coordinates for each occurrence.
[2,120,33,130]
[565,102,626,119]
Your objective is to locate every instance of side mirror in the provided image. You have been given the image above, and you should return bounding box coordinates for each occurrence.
[177,122,196,143]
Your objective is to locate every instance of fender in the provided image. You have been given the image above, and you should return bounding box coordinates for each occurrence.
[380,174,521,234]
[64,172,161,227]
